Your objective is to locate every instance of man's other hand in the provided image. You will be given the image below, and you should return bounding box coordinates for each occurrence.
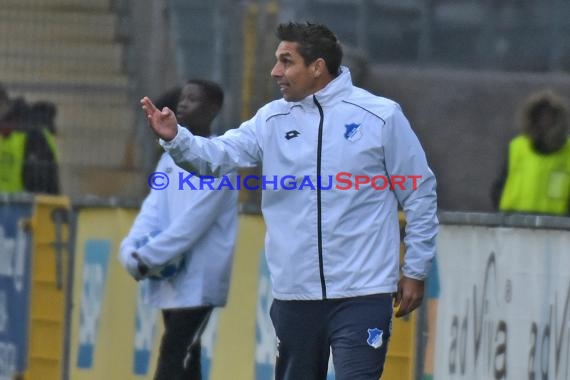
[394,276,425,318]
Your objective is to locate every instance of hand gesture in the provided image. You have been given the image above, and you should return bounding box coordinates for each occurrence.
[140,96,178,141]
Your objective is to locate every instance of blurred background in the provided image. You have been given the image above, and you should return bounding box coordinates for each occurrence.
[1,0,569,210]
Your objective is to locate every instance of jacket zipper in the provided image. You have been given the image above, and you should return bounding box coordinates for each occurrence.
[313,95,327,299]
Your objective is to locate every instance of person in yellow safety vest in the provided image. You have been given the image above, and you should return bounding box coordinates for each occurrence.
[0,128,27,192]
[0,85,26,192]
[0,90,60,194]
[492,89,570,216]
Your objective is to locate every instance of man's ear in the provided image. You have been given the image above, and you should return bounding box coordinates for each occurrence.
[312,58,327,78]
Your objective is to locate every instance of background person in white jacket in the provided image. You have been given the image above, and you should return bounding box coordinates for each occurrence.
[141,22,438,380]
[120,79,238,380]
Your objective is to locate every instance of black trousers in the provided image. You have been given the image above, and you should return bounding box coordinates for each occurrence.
[153,306,213,380]
[270,293,393,380]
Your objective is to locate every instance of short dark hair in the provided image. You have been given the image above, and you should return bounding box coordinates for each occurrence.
[155,85,182,111]
[276,22,343,77]
[187,79,224,108]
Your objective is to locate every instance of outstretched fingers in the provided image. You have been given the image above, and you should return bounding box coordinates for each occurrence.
[140,96,178,141]
[140,96,158,119]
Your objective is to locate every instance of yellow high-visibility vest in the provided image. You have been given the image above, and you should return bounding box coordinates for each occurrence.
[499,135,570,215]
[0,131,26,192]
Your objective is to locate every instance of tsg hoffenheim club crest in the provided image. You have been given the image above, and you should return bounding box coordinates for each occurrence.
[367,328,383,349]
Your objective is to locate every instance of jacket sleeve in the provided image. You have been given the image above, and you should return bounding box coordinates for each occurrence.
[382,105,438,280]
[490,148,509,210]
[118,187,160,269]
[160,113,262,177]
[135,177,236,268]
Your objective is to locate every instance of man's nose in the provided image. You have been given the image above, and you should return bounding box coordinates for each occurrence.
[271,63,282,78]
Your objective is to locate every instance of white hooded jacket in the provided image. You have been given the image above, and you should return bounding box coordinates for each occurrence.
[119,153,238,308]
[161,67,438,301]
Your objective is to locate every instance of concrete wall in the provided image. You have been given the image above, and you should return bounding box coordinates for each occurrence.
[366,66,570,211]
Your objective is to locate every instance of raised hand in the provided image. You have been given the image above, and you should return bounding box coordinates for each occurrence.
[140,96,178,141]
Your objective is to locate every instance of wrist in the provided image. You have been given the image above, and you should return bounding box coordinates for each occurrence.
[160,125,179,143]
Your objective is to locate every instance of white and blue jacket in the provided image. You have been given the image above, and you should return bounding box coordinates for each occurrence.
[119,153,238,309]
[161,67,438,301]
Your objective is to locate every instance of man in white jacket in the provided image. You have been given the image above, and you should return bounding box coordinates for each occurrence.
[141,22,438,380]
[121,80,238,380]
